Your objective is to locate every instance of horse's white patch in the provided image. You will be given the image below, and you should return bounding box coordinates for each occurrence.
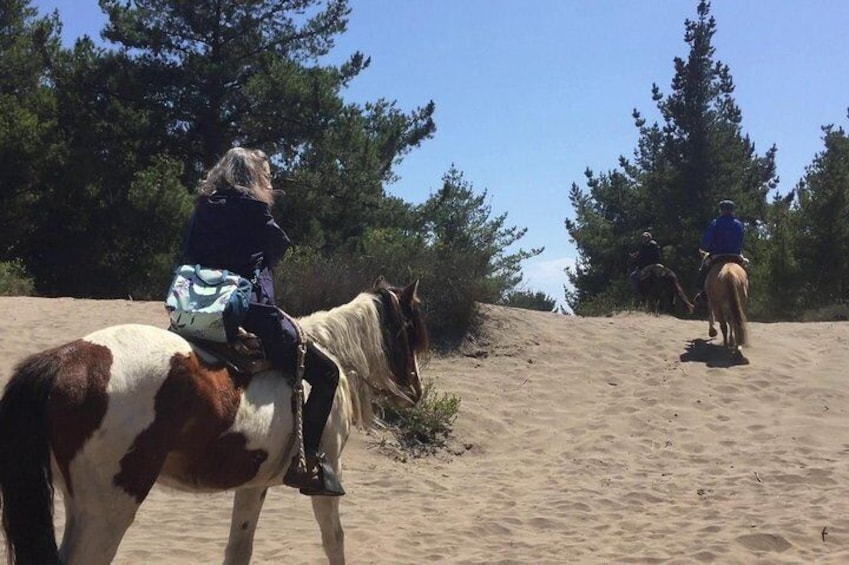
[69,325,191,499]
[228,372,295,480]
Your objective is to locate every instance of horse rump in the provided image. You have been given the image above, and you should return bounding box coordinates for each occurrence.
[638,265,693,314]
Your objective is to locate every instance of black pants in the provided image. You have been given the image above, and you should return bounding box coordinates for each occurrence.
[243,303,339,454]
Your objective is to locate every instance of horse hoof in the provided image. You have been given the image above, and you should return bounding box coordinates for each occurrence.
[733,347,749,365]
[708,328,717,338]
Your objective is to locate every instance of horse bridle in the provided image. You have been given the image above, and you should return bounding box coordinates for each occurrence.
[383,288,421,396]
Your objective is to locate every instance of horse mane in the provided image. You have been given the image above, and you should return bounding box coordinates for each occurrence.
[298,291,405,429]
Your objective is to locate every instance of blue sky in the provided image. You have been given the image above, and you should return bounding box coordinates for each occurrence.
[33,1,849,305]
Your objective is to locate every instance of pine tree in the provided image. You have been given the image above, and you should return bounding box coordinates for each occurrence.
[17,0,435,296]
[23,35,188,297]
[748,190,800,318]
[99,0,357,175]
[419,166,542,299]
[565,0,776,313]
[99,0,435,251]
[794,117,849,305]
[0,0,61,261]
[413,166,543,330]
[646,0,776,274]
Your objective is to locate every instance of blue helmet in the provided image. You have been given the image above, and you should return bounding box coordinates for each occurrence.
[719,200,735,212]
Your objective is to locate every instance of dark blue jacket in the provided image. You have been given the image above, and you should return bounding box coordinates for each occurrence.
[183,188,291,305]
[701,214,744,255]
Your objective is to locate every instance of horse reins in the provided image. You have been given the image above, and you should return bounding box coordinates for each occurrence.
[383,288,420,389]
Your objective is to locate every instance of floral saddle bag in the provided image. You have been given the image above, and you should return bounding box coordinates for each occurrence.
[165,264,252,344]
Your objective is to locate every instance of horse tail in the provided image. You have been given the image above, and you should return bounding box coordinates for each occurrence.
[0,354,61,564]
[727,271,748,347]
[663,267,694,313]
[671,273,695,313]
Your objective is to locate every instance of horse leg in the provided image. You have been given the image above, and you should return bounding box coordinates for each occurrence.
[662,289,673,314]
[311,495,345,565]
[223,487,268,565]
[725,312,736,348]
[728,273,748,349]
[58,486,141,565]
[59,407,169,564]
[708,301,718,338]
[312,421,347,565]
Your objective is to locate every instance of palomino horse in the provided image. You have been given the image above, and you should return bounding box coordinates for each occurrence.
[0,278,428,565]
[704,259,749,353]
[636,264,694,315]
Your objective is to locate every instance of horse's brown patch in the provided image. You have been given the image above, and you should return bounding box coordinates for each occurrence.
[114,352,268,502]
[47,340,113,496]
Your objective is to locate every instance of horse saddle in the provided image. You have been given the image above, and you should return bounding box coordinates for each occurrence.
[639,263,667,279]
[187,329,274,375]
[708,254,748,271]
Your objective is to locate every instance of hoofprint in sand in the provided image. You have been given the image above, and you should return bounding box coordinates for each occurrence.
[2,297,848,563]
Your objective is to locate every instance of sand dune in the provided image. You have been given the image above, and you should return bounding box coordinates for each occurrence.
[2,297,849,563]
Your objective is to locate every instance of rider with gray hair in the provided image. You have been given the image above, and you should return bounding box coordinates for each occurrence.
[183,147,345,497]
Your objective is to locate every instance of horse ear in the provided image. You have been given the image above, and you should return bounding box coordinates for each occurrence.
[400,279,420,305]
[373,275,388,289]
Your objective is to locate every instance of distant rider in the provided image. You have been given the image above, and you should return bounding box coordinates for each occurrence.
[629,231,663,296]
[693,199,745,303]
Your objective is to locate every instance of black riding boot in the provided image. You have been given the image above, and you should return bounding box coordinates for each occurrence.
[243,303,345,496]
[282,343,345,496]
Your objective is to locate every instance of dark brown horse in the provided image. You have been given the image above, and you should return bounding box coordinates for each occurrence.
[636,264,694,315]
[705,259,749,353]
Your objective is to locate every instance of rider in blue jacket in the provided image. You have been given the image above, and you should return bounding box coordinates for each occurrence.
[694,199,745,302]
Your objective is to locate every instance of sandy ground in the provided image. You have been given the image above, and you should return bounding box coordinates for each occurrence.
[2,297,849,564]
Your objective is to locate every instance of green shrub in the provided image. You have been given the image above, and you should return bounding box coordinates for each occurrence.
[799,303,849,322]
[380,381,460,451]
[357,228,494,337]
[500,289,557,311]
[569,283,631,317]
[275,246,370,315]
[274,233,496,342]
[0,260,35,296]
[276,165,541,340]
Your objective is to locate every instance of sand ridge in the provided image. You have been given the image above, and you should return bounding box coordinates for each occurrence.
[1,297,848,563]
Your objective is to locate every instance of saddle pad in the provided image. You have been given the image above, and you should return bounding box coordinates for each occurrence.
[182,333,274,375]
[710,255,746,269]
[640,264,667,279]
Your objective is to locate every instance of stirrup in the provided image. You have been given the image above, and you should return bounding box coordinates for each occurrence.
[283,453,345,497]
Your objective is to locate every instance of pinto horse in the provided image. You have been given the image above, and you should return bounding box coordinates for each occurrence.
[704,259,749,353]
[0,279,428,565]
